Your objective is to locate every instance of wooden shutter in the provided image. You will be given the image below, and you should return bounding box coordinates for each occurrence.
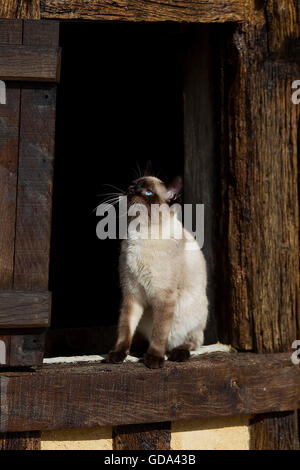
[0,19,60,367]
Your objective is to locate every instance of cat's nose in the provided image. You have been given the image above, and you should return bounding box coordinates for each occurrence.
[127,186,135,195]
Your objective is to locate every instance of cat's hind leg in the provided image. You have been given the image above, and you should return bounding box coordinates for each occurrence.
[144,297,176,369]
[168,345,191,362]
[168,324,204,362]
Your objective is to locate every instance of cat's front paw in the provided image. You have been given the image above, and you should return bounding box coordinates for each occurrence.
[143,353,165,369]
[104,350,127,364]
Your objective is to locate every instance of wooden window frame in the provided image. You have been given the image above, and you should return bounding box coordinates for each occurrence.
[0,0,299,451]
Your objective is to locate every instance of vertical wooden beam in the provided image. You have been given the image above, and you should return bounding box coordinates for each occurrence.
[0,1,40,20]
[113,422,171,450]
[221,0,300,450]
[13,20,58,291]
[183,25,219,344]
[250,412,299,450]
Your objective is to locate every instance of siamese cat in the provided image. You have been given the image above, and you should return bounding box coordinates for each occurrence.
[105,175,208,369]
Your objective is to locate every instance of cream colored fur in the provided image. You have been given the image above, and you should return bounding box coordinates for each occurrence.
[119,196,208,352]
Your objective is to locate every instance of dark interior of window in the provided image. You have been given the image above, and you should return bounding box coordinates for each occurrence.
[50,23,187,331]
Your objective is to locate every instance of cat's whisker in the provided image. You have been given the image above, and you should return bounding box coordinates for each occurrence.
[94,196,123,208]
[93,196,124,212]
[97,193,125,203]
[101,183,125,194]
[102,199,121,206]
[97,191,124,198]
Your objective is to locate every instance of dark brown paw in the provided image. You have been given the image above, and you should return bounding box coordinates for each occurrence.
[103,350,127,364]
[143,353,165,369]
[169,349,190,362]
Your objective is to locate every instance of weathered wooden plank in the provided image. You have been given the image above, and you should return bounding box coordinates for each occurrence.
[0,21,21,291]
[250,412,299,450]
[220,0,300,451]
[13,22,58,291]
[23,19,59,47]
[0,291,51,328]
[0,86,20,289]
[113,422,171,450]
[40,0,254,23]
[0,353,299,432]
[0,19,22,44]
[0,44,61,82]
[0,1,40,20]
[220,0,299,359]
[0,431,40,450]
[13,84,56,291]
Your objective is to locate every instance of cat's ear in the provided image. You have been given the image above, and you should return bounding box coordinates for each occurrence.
[165,175,183,202]
[144,160,153,176]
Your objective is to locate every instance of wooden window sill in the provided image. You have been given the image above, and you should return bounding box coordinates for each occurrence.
[0,352,299,432]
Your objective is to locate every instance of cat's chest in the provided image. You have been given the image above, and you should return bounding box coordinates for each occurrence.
[124,241,173,289]
[127,243,159,276]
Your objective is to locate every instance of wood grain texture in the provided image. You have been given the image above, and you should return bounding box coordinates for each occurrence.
[0,21,21,291]
[13,22,58,291]
[220,0,299,360]
[0,44,61,82]
[250,412,299,450]
[0,352,299,432]
[0,84,20,290]
[0,1,40,20]
[23,19,59,46]
[0,431,40,450]
[13,84,56,290]
[220,0,300,450]
[0,18,22,450]
[3,20,58,449]
[0,19,22,43]
[40,0,254,23]
[0,291,51,328]
[113,422,171,450]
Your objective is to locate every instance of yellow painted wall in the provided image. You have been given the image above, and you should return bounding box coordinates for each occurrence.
[41,426,112,451]
[171,416,250,450]
[41,416,250,450]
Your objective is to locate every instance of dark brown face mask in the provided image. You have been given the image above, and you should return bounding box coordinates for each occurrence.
[127,175,183,207]
[126,177,163,215]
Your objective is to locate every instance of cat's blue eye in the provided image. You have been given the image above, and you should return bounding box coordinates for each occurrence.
[145,190,153,196]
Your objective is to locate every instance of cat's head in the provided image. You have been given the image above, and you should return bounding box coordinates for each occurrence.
[126,175,182,211]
